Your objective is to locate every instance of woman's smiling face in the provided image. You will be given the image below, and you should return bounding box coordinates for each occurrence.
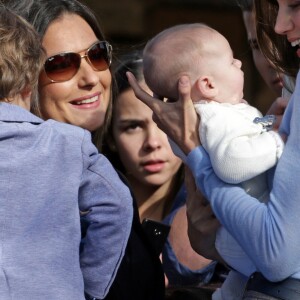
[39,13,112,131]
[275,0,300,58]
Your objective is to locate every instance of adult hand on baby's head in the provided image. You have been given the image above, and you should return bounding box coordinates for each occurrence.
[127,73,201,154]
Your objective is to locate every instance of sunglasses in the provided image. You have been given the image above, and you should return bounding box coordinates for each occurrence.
[44,41,112,83]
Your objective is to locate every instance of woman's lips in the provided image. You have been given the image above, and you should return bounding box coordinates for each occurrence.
[272,77,283,88]
[289,39,300,57]
[142,161,165,173]
[70,94,100,109]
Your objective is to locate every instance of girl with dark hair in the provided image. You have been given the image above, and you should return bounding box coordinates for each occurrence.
[105,51,217,294]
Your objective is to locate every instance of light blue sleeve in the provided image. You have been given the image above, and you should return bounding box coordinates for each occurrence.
[79,131,133,298]
[185,72,300,282]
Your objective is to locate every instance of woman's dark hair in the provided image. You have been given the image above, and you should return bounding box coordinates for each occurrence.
[4,0,105,41]
[254,0,299,78]
[237,0,253,11]
[4,0,112,150]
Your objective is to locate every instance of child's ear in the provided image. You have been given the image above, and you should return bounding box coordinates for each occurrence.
[20,86,32,102]
[18,86,33,110]
[195,76,218,99]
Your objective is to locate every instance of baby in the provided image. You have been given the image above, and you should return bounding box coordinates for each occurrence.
[142,23,284,278]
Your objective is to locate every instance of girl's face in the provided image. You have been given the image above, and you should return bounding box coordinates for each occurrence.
[275,0,300,58]
[39,14,112,131]
[112,83,182,187]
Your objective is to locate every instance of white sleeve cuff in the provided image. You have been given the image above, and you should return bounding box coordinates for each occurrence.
[268,131,285,159]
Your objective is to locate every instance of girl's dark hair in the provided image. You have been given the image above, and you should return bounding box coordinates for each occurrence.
[5,0,112,150]
[254,0,299,78]
[103,50,144,173]
[113,50,144,95]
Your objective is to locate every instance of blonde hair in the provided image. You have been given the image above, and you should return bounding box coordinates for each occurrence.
[0,5,45,109]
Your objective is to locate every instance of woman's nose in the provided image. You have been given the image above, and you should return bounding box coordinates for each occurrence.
[275,6,293,35]
[77,59,100,87]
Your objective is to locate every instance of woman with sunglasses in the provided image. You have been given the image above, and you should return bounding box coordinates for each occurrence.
[5,0,166,299]
[0,3,133,300]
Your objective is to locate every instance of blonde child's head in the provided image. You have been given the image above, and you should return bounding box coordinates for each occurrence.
[0,5,45,109]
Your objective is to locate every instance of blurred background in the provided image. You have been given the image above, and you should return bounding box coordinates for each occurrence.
[83,0,275,113]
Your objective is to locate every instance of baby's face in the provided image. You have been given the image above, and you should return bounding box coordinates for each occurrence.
[204,32,245,104]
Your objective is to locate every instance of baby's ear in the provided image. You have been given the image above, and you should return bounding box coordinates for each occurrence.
[195,76,218,99]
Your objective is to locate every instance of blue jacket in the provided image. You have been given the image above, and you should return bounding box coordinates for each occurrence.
[0,103,133,300]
